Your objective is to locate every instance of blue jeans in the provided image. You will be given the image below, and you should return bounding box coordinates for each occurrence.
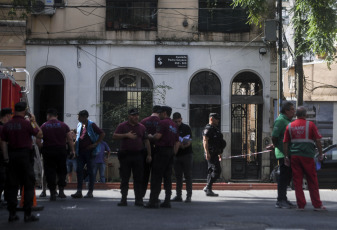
[93,163,106,183]
[76,150,95,192]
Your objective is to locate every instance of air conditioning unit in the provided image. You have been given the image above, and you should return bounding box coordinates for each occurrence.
[31,0,56,15]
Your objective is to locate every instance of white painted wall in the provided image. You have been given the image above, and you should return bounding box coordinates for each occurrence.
[27,42,271,131]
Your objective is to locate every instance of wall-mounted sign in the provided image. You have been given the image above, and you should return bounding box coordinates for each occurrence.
[155,55,188,68]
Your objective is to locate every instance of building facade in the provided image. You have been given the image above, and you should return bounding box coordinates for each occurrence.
[24,0,277,181]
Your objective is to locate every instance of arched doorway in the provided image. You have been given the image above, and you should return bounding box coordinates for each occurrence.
[34,68,64,124]
[189,71,221,179]
[100,69,153,151]
[231,71,263,179]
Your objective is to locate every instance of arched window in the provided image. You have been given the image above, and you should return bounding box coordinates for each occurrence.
[100,69,153,150]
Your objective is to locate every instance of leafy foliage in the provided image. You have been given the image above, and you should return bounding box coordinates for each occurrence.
[233,0,337,65]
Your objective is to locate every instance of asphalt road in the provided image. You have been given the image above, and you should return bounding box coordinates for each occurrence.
[1,188,336,230]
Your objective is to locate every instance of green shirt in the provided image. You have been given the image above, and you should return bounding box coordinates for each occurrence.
[272,113,291,159]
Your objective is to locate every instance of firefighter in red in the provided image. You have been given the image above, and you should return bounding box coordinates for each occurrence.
[283,106,326,211]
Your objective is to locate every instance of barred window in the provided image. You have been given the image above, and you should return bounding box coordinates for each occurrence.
[106,0,157,31]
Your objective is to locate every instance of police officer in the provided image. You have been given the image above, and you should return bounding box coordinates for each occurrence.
[140,105,161,198]
[171,112,193,203]
[202,113,226,197]
[39,108,75,201]
[0,108,12,205]
[113,108,151,206]
[145,106,180,209]
[0,102,42,222]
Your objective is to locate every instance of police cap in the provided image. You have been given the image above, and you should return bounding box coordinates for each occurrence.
[209,113,220,120]
[15,102,27,112]
[128,108,139,115]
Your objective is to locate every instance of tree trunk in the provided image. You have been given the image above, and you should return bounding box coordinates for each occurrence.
[295,54,304,107]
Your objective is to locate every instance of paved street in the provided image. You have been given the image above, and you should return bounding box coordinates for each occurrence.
[0,188,336,230]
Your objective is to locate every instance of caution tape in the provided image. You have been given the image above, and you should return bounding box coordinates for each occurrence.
[222,150,272,160]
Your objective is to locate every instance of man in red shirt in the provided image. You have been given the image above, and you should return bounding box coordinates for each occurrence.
[1,102,42,222]
[145,106,180,209]
[283,106,326,211]
[39,108,75,201]
[113,108,151,207]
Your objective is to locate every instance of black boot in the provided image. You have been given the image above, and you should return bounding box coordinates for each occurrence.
[171,196,183,202]
[160,197,171,208]
[8,211,19,223]
[50,190,57,201]
[117,196,127,206]
[58,188,67,198]
[24,214,39,223]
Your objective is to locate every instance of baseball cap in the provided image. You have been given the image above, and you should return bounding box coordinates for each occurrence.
[209,113,220,120]
[128,108,139,115]
[0,108,13,117]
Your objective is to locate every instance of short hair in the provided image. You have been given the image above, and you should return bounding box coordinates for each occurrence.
[152,105,162,113]
[46,108,58,117]
[280,101,294,114]
[0,108,12,117]
[15,102,27,112]
[172,112,182,120]
[296,106,307,118]
[78,110,89,117]
[71,129,77,134]
[161,106,172,117]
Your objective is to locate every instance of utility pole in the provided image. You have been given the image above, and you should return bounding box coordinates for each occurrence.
[277,0,283,113]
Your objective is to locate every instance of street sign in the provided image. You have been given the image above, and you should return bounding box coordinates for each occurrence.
[155,55,188,68]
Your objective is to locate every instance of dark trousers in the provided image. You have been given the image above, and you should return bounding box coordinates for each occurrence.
[277,158,292,202]
[42,147,67,191]
[6,150,35,216]
[149,147,174,202]
[0,161,6,201]
[76,150,95,192]
[206,155,221,189]
[118,151,144,200]
[142,146,155,198]
[174,154,193,197]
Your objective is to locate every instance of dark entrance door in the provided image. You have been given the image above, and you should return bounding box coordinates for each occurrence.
[189,71,221,180]
[34,68,64,124]
[231,72,263,180]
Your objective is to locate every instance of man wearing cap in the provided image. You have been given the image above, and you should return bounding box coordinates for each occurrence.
[202,113,226,197]
[113,108,151,206]
[1,102,42,222]
[140,105,161,198]
[171,112,193,203]
[0,108,12,205]
[39,108,75,201]
[145,106,179,209]
[71,110,105,199]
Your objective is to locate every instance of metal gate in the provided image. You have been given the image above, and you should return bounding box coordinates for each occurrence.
[231,72,263,180]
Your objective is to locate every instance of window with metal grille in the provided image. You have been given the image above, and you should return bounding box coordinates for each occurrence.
[106,0,158,31]
[198,0,250,33]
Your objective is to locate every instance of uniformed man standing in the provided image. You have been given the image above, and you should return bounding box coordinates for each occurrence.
[171,112,193,203]
[0,108,12,205]
[39,108,75,201]
[202,113,226,197]
[0,102,42,222]
[113,108,151,206]
[145,106,179,209]
[140,105,161,198]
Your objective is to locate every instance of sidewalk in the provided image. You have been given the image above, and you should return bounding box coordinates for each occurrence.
[65,182,277,190]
